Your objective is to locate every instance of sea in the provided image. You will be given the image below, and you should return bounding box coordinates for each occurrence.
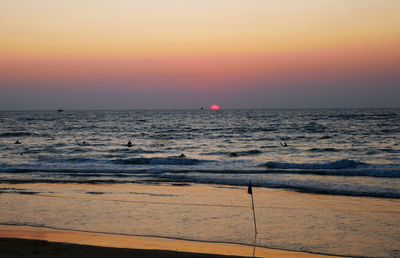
[0,109,399,257]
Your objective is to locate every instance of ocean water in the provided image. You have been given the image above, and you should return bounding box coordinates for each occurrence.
[1,109,399,197]
[1,109,399,257]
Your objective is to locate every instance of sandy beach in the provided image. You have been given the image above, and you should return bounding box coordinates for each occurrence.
[0,225,339,257]
[1,182,399,257]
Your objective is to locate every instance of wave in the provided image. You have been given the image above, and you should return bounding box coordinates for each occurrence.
[108,148,159,154]
[255,182,400,199]
[303,122,327,133]
[1,158,399,178]
[278,185,400,198]
[234,150,262,156]
[263,168,400,178]
[307,148,340,153]
[2,167,399,179]
[319,135,332,139]
[2,176,398,199]
[111,157,208,166]
[0,178,128,184]
[202,149,262,157]
[1,166,399,198]
[36,157,99,163]
[263,159,366,170]
[33,156,209,166]
[378,148,399,154]
[0,132,38,137]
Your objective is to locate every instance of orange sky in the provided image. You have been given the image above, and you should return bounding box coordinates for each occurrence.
[1,0,400,57]
[1,0,399,109]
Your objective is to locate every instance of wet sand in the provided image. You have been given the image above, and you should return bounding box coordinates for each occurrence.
[1,182,398,257]
[0,225,338,257]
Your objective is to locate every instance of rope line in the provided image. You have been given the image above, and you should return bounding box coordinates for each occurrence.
[24,193,400,214]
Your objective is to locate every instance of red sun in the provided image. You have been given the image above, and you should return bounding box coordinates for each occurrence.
[210,104,220,110]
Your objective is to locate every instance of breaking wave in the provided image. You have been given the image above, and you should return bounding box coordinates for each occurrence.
[264,159,366,170]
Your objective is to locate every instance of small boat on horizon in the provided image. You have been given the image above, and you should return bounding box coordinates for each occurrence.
[57,109,64,112]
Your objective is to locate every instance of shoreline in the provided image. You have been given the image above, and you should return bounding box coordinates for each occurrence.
[0,225,339,257]
[2,182,397,257]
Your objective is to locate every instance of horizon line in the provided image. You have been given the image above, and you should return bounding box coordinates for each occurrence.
[1,107,399,112]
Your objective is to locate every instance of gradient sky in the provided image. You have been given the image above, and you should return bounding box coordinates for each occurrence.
[1,0,399,109]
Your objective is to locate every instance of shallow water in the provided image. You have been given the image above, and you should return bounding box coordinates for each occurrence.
[0,183,399,257]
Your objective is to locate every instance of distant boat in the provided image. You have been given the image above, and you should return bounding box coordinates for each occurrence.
[57,109,64,112]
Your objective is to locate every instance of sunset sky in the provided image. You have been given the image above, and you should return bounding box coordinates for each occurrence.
[1,0,399,109]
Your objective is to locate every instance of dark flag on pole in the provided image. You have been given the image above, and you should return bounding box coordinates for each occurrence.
[248,181,253,194]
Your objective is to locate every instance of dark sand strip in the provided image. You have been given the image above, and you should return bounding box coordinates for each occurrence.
[0,225,340,257]
[0,238,246,258]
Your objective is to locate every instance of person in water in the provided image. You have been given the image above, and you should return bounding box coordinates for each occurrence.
[179,153,186,158]
[127,140,133,147]
[15,140,21,144]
